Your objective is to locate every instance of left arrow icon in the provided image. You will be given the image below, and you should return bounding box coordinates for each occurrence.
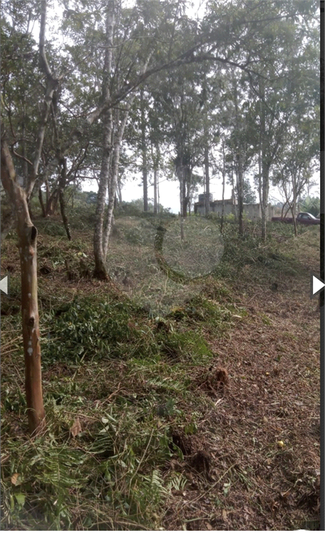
[0,276,9,294]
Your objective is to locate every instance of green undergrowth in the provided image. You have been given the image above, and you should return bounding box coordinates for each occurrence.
[41,293,229,365]
[2,289,232,530]
[1,403,174,530]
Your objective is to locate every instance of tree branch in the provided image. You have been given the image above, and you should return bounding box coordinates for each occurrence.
[12,141,32,160]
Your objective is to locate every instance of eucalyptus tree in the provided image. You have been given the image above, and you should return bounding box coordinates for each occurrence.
[122,84,156,213]
[217,69,256,234]
[149,60,207,218]
[271,15,319,234]
[272,114,318,235]
[202,0,318,240]
[243,0,319,239]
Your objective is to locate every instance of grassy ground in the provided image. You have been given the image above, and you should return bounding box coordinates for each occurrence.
[0,211,320,530]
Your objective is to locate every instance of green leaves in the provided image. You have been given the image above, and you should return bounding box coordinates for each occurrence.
[43,298,133,363]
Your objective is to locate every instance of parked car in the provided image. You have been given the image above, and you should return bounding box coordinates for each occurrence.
[296,212,320,225]
[271,212,320,225]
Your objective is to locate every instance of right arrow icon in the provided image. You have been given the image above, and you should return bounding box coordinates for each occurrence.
[311,274,325,297]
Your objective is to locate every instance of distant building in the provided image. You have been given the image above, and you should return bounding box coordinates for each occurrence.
[194,194,274,220]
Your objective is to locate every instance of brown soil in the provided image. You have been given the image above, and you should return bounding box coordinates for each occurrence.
[161,276,320,530]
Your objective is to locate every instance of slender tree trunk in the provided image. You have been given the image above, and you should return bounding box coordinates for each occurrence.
[140,88,148,212]
[117,177,123,203]
[1,142,45,434]
[103,136,120,258]
[45,173,49,208]
[22,116,28,189]
[236,152,244,236]
[259,79,268,242]
[292,171,298,236]
[231,170,237,219]
[232,77,244,235]
[221,140,226,232]
[103,102,134,258]
[181,170,187,217]
[204,128,210,216]
[184,166,191,217]
[58,157,71,241]
[39,186,46,217]
[0,0,63,434]
[261,162,269,242]
[151,141,160,215]
[178,163,189,218]
[93,109,112,279]
[153,167,158,214]
[45,187,59,216]
[258,150,262,218]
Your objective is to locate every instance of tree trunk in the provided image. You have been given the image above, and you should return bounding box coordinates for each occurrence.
[103,103,134,258]
[259,79,268,242]
[151,141,160,215]
[258,147,262,218]
[261,162,269,242]
[103,142,119,257]
[39,186,46,217]
[220,140,226,232]
[1,142,45,434]
[45,187,59,216]
[204,132,210,216]
[59,189,71,241]
[236,152,244,236]
[140,88,148,212]
[292,170,298,237]
[117,178,123,203]
[93,109,111,280]
[178,164,188,218]
[153,166,158,215]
